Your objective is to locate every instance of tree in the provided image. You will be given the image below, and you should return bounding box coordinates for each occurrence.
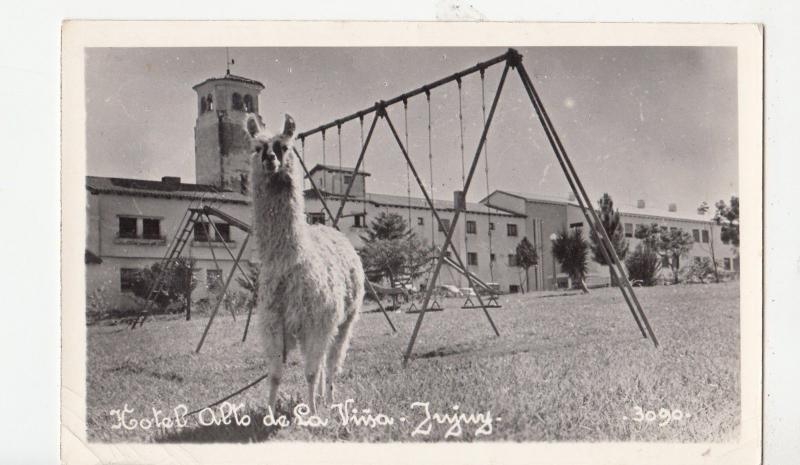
[625,244,661,286]
[714,195,739,249]
[358,212,433,287]
[589,193,629,286]
[697,201,720,283]
[133,257,198,319]
[514,237,538,293]
[634,223,694,284]
[551,228,590,293]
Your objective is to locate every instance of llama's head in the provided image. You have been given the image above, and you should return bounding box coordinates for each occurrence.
[247,113,298,192]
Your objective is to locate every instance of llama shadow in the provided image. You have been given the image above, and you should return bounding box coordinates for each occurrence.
[154,403,295,443]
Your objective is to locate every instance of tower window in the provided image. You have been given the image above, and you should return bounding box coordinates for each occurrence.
[232,93,243,111]
[200,98,208,113]
[240,173,248,195]
[244,95,254,112]
[213,223,231,242]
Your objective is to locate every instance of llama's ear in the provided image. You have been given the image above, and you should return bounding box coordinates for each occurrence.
[282,114,296,140]
[246,117,260,138]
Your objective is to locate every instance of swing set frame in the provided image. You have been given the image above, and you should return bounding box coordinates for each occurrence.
[296,48,659,366]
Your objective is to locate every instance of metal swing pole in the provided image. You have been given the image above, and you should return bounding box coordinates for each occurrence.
[195,233,252,353]
[332,113,379,227]
[202,212,237,321]
[513,55,658,347]
[401,62,511,366]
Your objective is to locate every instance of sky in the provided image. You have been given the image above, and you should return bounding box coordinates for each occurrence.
[85,46,738,214]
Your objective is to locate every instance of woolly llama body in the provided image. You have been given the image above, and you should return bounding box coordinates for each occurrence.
[247,114,364,413]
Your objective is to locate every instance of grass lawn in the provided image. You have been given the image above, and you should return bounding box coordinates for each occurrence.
[86,281,740,443]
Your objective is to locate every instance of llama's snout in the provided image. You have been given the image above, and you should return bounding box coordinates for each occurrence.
[261,148,279,172]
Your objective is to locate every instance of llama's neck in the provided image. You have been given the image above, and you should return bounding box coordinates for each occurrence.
[254,180,309,262]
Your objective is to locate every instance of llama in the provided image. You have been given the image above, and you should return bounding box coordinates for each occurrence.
[247,114,364,413]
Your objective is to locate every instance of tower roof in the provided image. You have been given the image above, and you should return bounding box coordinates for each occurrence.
[192,73,265,91]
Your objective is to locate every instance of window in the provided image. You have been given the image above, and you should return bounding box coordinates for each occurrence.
[240,173,248,195]
[723,258,731,270]
[624,223,634,238]
[118,217,138,239]
[120,268,139,292]
[467,252,478,266]
[343,174,353,188]
[207,269,222,291]
[194,222,210,242]
[507,224,518,237]
[200,98,207,113]
[206,94,214,111]
[489,222,495,231]
[417,217,424,226]
[466,220,477,234]
[509,284,520,294]
[702,230,710,243]
[508,254,518,267]
[490,253,496,263]
[243,94,254,112]
[232,93,243,111]
[213,223,231,242]
[353,214,364,228]
[308,213,326,225]
[438,219,451,233]
[661,255,670,267]
[142,218,161,240]
[569,222,583,230]
[692,229,700,242]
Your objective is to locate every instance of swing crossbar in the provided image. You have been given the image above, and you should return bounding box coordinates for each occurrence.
[297,50,513,140]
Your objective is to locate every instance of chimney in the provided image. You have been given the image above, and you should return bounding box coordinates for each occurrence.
[637,199,646,209]
[161,176,181,189]
[668,203,677,212]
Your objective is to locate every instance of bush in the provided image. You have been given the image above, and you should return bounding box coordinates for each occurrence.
[625,244,660,286]
[681,257,716,284]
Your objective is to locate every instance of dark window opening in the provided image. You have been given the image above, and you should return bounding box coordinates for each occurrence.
[354,214,364,228]
[490,253,496,262]
[207,269,222,291]
[194,222,210,242]
[118,217,138,239]
[702,230,710,243]
[624,223,634,238]
[417,217,424,226]
[438,219,451,233]
[243,94,254,112]
[142,218,161,240]
[507,223,518,237]
[489,222,495,231]
[213,223,231,242]
[661,255,670,267]
[308,213,326,225]
[692,229,701,241]
[467,252,478,266]
[120,268,140,293]
[466,220,477,234]
[232,93,243,111]
[509,284,520,293]
[206,94,214,111]
[240,173,248,195]
[508,254,518,267]
[569,222,583,230]
[723,258,731,270]
[343,174,353,188]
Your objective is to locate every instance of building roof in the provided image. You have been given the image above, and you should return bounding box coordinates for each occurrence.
[486,189,714,224]
[307,190,523,218]
[307,164,371,177]
[86,176,250,204]
[192,73,265,90]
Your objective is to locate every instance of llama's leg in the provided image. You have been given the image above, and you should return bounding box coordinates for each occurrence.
[325,310,359,404]
[263,314,286,410]
[300,331,330,414]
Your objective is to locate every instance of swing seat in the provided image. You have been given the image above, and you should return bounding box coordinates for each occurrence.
[460,294,502,310]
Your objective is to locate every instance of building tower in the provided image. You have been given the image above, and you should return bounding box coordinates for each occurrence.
[193,72,265,192]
